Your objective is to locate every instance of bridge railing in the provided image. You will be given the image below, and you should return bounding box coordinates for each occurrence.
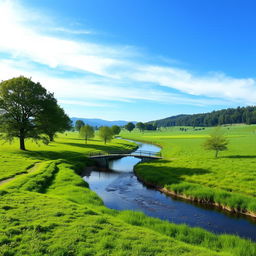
[88,150,162,158]
[132,150,162,157]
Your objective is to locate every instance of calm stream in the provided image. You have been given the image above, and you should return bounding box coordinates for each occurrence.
[83,140,256,241]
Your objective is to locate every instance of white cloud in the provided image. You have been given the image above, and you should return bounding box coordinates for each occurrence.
[0,59,224,107]
[0,0,255,113]
[58,100,108,107]
[131,66,256,104]
[0,0,126,77]
[51,27,93,35]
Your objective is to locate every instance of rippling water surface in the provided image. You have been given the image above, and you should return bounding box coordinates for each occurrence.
[83,141,256,241]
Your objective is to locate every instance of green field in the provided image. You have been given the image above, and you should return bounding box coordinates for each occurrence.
[121,125,256,214]
[0,132,256,255]
[0,133,136,182]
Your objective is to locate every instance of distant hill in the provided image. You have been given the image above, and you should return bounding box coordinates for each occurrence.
[149,106,256,127]
[71,117,137,127]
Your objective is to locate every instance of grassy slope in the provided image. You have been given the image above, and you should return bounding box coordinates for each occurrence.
[0,132,255,255]
[121,125,256,213]
[0,133,136,181]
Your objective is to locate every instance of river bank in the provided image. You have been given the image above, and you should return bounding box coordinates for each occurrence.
[1,133,256,255]
[83,138,256,241]
[134,167,256,219]
[121,127,256,220]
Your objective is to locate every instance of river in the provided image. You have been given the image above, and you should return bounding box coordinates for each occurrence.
[83,140,256,241]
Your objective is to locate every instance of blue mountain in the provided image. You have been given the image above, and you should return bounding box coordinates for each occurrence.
[71,117,137,127]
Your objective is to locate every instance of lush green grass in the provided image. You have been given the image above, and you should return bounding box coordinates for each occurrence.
[0,131,255,255]
[0,132,136,180]
[118,211,256,256]
[121,125,256,213]
[0,191,232,256]
[0,152,37,181]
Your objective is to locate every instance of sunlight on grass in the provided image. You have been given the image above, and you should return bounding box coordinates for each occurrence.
[0,130,255,255]
[121,125,256,212]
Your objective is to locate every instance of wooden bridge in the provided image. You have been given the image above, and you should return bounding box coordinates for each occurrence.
[88,150,162,167]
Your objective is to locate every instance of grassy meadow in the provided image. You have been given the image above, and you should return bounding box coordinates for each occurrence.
[0,132,256,255]
[121,124,256,214]
[0,133,136,182]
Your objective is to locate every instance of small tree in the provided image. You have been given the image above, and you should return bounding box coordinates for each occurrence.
[99,126,113,144]
[75,120,85,131]
[136,122,145,132]
[111,125,121,136]
[125,122,135,132]
[203,127,229,158]
[37,104,72,142]
[79,125,94,144]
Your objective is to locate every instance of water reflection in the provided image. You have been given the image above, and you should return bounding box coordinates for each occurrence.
[83,140,256,241]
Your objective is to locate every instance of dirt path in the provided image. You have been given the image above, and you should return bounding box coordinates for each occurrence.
[0,162,41,186]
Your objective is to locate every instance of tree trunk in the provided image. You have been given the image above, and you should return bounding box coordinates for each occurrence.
[49,134,54,142]
[215,150,219,158]
[19,134,25,150]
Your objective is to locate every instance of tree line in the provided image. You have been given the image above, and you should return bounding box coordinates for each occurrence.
[149,106,256,128]
[75,120,158,140]
[75,120,122,144]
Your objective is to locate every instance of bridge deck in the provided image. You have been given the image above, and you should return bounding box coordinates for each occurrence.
[89,153,162,159]
[88,150,162,159]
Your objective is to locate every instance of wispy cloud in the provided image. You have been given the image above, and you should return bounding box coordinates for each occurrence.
[58,100,109,107]
[51,27,93,35]
[0,0,127,77]
[0,58,225,106]
[130,66,256,104]
[0,0,255,118]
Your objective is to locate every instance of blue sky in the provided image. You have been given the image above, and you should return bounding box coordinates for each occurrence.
[0,0,256,121]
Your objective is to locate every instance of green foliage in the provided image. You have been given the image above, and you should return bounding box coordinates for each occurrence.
[0,76,65,150]
[98,126,113,144]
[75,120,84,131]
[37,104,72,142]
[136,122,157,131]
[203,127,229,157]
[111,125,121,135]
[136,122,145,132]
[79,124,94,143]
[125,122,135,132]
[151,106,256,127]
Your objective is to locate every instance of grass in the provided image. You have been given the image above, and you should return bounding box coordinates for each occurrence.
[0,132,136,180]
[0,152,37,181]
[121,125,256,214]
[0,131,255,255]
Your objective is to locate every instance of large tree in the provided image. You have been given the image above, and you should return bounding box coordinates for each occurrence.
[0,76,64,150]
[125,122,135,132]
[98,126,113,144]
[37,103,72,142]
[203,127,229,158]
[79,124,94,144]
